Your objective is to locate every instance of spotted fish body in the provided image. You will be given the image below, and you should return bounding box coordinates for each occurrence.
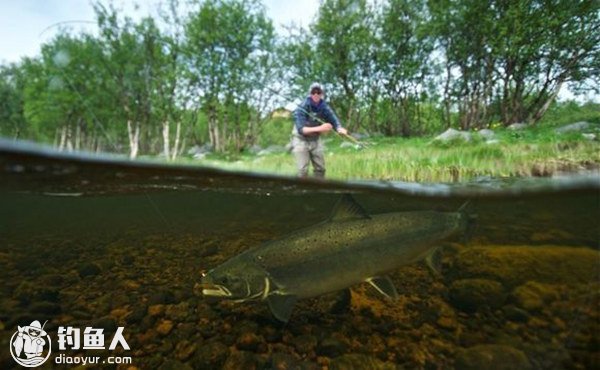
[201,195,468,322]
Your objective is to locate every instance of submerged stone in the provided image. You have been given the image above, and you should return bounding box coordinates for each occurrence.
[511,281,561,312]
[329,354,399,370]
[449,278,506,312]
[77,263,101,278]
[222,351,259,370]
[453,245,599,288]
[455,344,532,370]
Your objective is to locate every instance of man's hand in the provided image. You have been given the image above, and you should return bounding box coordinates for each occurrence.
[337,127,348,135]
[320,123,333,132]
[302,123,333,135]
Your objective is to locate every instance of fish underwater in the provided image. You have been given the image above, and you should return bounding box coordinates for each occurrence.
[200,195,470,322]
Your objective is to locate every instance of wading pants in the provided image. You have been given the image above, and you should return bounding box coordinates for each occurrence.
[292,135,326,178]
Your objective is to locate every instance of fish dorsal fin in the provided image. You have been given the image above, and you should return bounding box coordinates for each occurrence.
[367,276,399,300]
[267,293,298,323]
[329,194,371,222]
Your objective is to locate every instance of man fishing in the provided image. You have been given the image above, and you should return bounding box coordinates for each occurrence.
[293,83,348,178]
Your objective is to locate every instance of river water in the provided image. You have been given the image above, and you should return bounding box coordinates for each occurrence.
[0,139,598,369]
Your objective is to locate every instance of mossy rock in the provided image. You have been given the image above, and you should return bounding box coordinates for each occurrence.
[510,281,561,312]
[329,354,400,370]
[452,245,599,288]
[455,344,532,370]
[449,278,506,312]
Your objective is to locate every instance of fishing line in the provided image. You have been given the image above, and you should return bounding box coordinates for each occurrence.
[144,191,171,228]
[38,19,121,152]
[59,71,120,152]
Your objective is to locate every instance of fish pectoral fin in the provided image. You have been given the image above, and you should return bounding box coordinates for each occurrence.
[425,248,442,277]
[329,194,371,222]
[367,276,399,300]
[266,293,298,323]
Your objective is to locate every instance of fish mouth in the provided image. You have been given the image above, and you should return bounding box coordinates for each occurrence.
[199,283,232,297]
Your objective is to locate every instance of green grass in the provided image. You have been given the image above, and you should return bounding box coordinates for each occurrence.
[176,124,600,183]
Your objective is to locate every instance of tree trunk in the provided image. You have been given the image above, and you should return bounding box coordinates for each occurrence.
[171,120,181,161]
[127,120,140,159]
[59,126,67,151]
[530,80,563,124]
[443,62,452,128]
[162,121,170,159]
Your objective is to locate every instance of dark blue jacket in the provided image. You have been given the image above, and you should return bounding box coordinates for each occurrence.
[294,97,341,137]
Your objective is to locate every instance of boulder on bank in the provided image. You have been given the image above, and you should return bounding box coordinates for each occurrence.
[434,128,472,142]
[477,129,496,140]
[507,123,528,131]
[188,144,213,159]
[555,121,592,134]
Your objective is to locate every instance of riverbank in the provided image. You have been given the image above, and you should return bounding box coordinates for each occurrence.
[178,123,600,183]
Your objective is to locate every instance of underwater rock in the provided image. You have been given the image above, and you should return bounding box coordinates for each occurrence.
[92,317,117,333]
[157,359,193,370]
[452,245,599,288]
[222,350,260,370]
[511,281,561,312]
[455,344,532,370]
[502,305,531,322]
[43,273,64,286]
[271,352,302,369]
[449,279,506,312]
[174,340,197,361]
[77,262,101,278]
[29,301,61,315]
[192,341,230,369]
[14,281,59,304]
[156,319,174,336]
[329,354,399,370]
[126,304,147,324]
[317,336,348,358]
[148,290,176,305]
[165,302,190,322]
[236,332,264,352]
[292,334,318,356]
[148,304,165,317]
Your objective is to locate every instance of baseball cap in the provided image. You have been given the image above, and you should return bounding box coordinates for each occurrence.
[309,82,323,95]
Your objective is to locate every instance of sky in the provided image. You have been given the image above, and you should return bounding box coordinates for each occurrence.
[0,0,320,64]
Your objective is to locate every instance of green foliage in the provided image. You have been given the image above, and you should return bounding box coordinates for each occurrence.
[183,0,276,153]
[0,0,597,161]
[0,63,27,138]
[257,117,293,147]
[538,101,600,127]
